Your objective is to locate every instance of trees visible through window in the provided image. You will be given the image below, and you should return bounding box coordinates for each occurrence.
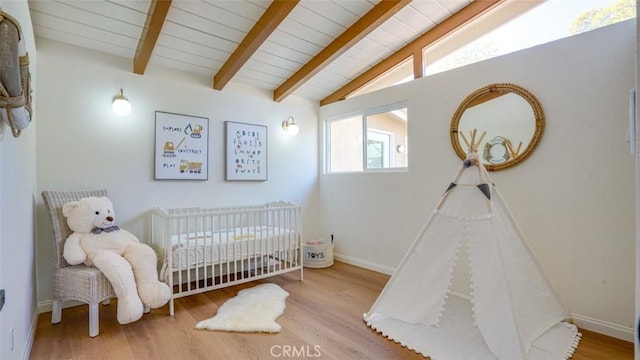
[326,104,408,173]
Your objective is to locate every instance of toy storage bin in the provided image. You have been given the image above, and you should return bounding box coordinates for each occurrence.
[303,238,333,268]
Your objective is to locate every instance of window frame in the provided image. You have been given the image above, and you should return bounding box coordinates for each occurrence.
[324,101,408,175]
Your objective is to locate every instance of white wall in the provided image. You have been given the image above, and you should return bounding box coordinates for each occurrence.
[34,40,321,311]
[635,2,639,355]
[320,19,636,341]
[0,1,38,359]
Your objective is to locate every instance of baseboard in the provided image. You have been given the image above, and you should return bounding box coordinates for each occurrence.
[572,313,634,342]
[334,252,635,343]
[334,253,395,275]
[38,299,84,314]
[37,299,52,314]
[21,307,39,360]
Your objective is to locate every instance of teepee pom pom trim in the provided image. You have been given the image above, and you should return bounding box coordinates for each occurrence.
[466,239,479,328]
[561,325,582,359]
[434,236,465,326]
[363,319,431,359]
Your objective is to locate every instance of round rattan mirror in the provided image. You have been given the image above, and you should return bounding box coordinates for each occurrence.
[450,83,545,171]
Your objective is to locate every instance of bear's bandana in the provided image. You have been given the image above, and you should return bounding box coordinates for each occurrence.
[91,226,120,234]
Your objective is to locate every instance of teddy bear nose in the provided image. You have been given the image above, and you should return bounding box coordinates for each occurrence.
[106,216,114,222]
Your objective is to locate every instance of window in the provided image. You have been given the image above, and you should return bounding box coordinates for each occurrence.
[346,0,635,97]
[326,104,408,173]
[424,0,635,77]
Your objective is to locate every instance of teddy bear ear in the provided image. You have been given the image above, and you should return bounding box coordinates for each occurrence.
[62,201,79,217]
[100,197,113,207]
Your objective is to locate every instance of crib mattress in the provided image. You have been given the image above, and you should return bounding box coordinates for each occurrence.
[168,226,297,268]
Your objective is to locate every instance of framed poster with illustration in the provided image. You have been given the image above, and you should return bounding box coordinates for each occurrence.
[154,111,209,180]
[225,121,267,181]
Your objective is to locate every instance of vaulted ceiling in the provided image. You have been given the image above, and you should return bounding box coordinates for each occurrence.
[28,0,507,104]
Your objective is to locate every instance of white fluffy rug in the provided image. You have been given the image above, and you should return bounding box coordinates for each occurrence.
[195,283,289,333]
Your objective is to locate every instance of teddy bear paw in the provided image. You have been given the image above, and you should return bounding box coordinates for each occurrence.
[116,295,144,324]
[138,282,172,309]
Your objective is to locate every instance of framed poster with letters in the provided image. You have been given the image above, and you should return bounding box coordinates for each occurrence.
[225,121,267,181]
[154,111,209,180]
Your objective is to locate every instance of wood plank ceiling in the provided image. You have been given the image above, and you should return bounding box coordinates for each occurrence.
[28,0,506,104]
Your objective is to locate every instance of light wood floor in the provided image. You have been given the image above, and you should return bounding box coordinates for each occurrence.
[31,261,633,359]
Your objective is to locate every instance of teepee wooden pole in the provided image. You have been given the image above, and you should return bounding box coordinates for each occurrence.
[515,141,522,156]
[460,132,471,150]
[470,129,477,151]
[475,131,486,152]
[505,139,523,159]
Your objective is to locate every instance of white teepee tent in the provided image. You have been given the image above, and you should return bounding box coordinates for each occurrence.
[364,133,581,360]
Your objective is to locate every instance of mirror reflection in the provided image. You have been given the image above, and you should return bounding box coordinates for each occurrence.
[450,83,544,171]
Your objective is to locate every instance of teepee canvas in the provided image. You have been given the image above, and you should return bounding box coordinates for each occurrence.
[364,133,580,360]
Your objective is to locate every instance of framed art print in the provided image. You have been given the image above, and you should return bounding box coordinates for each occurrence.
[225,121,267,181]
[155,111,209,180]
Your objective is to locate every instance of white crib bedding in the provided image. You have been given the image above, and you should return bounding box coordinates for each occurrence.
[168,226,296,268]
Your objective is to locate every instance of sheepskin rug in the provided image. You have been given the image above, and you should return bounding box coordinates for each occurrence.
[195,283,289,333]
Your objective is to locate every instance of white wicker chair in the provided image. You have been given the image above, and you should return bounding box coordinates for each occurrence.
[41,189,116,337]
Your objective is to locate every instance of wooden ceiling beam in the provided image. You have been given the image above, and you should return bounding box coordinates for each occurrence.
[133,0,172,75]
[213,0,299,90]
[273,0,411,102]
[320,0,506,106]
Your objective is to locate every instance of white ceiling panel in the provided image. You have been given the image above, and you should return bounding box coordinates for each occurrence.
[396,5,437,33]
[165,7,246,44]
[152,45,222,70]
[155,35,229,64]
[267,29,324,57]
[382,14,423,41]
[258,40,314,66]
[299,0,364,28]
[30,1,143,37]
[33,24,135,59]
[276,18,335,47]
[151,55,213,76]
[285,5,346,40]
[158,21,237,55]
[334,0,376,16]
[439,0,473,14]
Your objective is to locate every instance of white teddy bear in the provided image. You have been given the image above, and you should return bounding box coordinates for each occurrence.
[62,196,171,325]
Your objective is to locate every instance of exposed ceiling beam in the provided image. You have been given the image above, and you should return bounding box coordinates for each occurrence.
[320,0,506,106]
[133,0,172,75]
[273,0,411,103]
[213,0,299,90]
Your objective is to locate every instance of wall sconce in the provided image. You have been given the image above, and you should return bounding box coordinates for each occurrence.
[112,88,131,116]
[281,116,299,136]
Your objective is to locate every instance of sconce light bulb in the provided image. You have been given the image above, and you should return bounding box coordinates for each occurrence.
[282,117,299,136]
[287,123,299,136]
[112,89,131,116]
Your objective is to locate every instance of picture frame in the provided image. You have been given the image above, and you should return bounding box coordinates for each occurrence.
[225,121,267,181]
[154,111,209,180]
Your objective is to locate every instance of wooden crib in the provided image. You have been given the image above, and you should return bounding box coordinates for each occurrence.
[150,201,303,315]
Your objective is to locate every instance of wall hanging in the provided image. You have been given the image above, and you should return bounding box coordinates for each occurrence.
[154,111,209,180]
[225,121,267,181]
[0,10,32,137]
